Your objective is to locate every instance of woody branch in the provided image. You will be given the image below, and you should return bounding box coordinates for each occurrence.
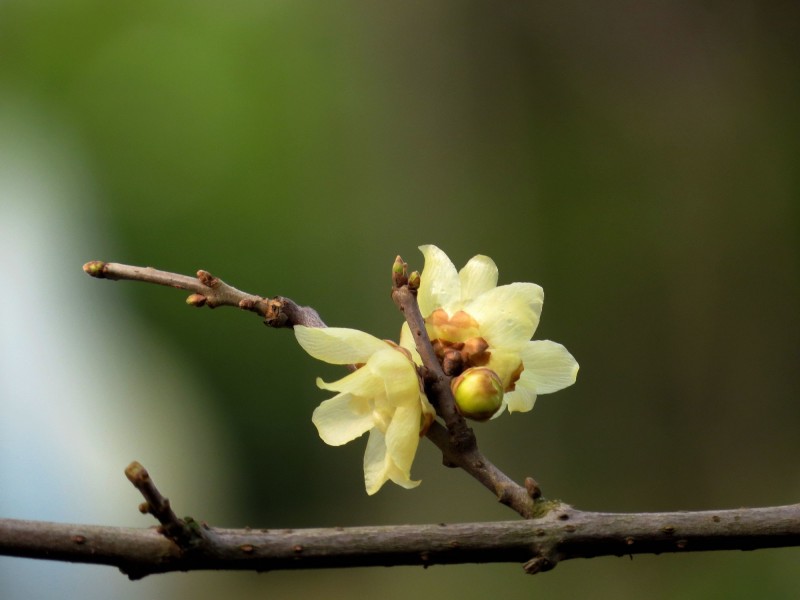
[2,462,799,579]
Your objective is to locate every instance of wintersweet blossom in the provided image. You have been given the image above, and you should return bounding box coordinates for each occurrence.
[404,244,578,418]
[294,325,434,495]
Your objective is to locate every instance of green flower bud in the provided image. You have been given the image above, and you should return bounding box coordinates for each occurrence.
[450,367,503,421]
[408,270,421,290]
[82,260,107,278]
[185,293,207,307]
[392,255,408,287]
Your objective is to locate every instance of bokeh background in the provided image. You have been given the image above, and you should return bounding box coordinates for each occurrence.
[1,1,799,598]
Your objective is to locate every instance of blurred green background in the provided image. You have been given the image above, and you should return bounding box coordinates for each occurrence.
[1,1,799,598]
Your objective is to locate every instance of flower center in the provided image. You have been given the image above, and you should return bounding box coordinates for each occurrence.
[426,308,481,343]
[371,407,392,433]
[430,336,491,376]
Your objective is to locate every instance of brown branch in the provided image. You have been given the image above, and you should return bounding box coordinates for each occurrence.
[4,503,800,579]
[82,261,325,328]
[391,260,539,519]
[4,464,800,577]
[424,421,543,518]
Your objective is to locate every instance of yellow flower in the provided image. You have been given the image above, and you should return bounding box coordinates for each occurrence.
[404,244,578,417]
[295,325,434,495]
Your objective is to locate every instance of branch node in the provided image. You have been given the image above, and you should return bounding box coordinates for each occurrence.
[264,298,290,328]
[264,297,326,329]
[523,555,557,575]
[196,270,218,288]
[124,461,207,551]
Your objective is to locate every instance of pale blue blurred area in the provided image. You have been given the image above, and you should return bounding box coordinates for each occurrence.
[0,98,240,598]
[1,1,799,598]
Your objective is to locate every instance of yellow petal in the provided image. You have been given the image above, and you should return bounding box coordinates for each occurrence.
[366,348,420,408]
[315,365,382,397]
[418,245,461,317]
[312,393,374,446]
[294,325,389,365]
[363,418,422,495]
[363,427,389,494]
[518,340,579,394]
[504,386,537,414]
[467,282,543,349]
[486,349,524,391]
[385,404,421,475]
[458,254,498,303]
[364,427,419,494]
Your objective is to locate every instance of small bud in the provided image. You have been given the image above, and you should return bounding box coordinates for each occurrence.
[441,347,464,376]
[392,255,408,287]
[392,256,406,275]
[82,261,107,278]
[197,270,218,288]
[186,293,207,307]
[524,476,542,500]
[450,367,504,421]
[462,336,490,367]
[408,271,421,290]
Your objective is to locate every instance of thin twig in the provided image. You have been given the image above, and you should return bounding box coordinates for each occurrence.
[424,421,542,518]
[82,261,325,328]
[391,286,465,431]
[124,461,206,550]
